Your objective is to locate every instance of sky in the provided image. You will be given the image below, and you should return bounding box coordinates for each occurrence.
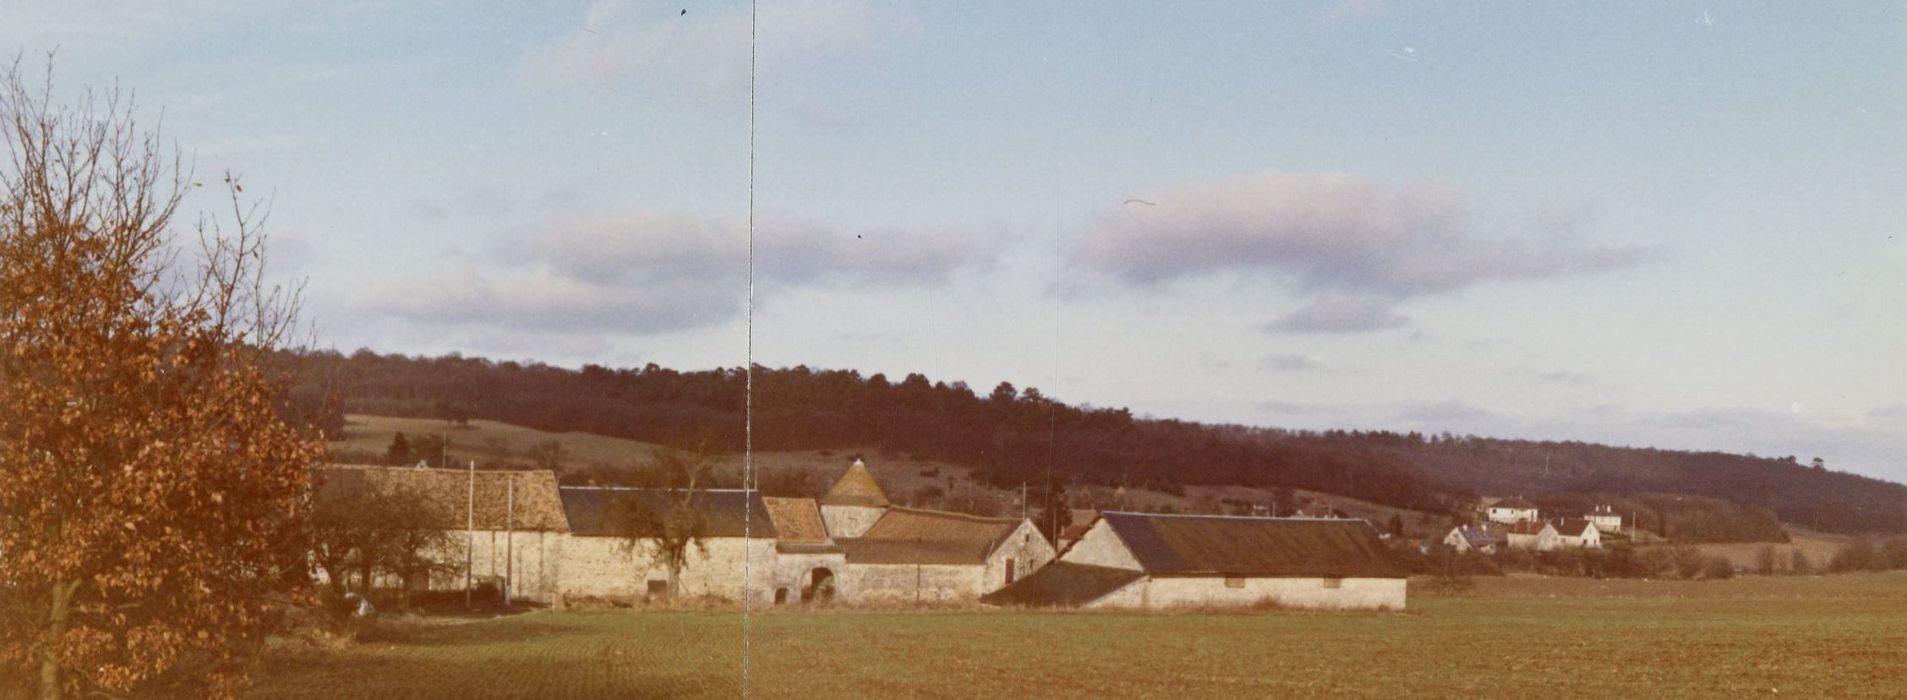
[5,1,1904,481]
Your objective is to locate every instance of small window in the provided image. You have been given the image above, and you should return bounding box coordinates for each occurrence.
[647,580,670,598]
[1321,578,1343,589]
[1224,577,1246,588]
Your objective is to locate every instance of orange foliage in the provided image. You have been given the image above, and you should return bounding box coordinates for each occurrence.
[0,60,322,699]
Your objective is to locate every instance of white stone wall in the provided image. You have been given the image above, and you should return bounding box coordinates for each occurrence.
[1132,576,1405,611]
[551,535,776,604]
[443,530,561,603]
[844,563,986,602]
[982,521,1058,591]
[770,551,847,602]
[1060,520,1142,570]
[819,505,885,538]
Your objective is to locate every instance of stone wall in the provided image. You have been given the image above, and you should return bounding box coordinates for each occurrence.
[819,504,885,538]
[982,520,1058,590]
[844,563,986,602]
[770,550,847,603]
[551,535,776,604]
[1132,576,1405,611]
[1060,519,1142,570]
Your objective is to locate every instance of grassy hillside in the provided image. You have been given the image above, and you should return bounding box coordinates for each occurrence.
[251,573,1907,699]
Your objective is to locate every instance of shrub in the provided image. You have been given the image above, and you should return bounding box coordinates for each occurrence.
[1702,556,1735,580]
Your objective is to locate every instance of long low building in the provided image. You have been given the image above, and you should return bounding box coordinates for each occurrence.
[984,512,1406,610]
[313,458,1053,606]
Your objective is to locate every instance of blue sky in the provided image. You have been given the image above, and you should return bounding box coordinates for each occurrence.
[7,1,1904,480]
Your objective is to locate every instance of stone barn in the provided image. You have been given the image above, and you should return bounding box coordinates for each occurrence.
[311,464,570,603]
[1552,518,1602,549]
[984,512,1406,610]
[1505,520,1560,551]
[839,507,1056,602]
[553,486,778,604]
[762,496,846,604]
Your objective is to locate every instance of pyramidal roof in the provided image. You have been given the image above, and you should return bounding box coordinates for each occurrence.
[820,458,889,508]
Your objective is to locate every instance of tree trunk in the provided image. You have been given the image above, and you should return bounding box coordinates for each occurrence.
[40,580,80,700]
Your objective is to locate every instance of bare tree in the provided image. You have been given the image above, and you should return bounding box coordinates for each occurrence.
[609,443,719,599]
[0,59,323,699]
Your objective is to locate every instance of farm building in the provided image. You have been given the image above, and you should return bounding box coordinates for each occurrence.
[310,464,570,603]
[1483,497,1539,525]
[1552,518,1602,549]
[839,507,1056,602]
[1443,524,1500,554]
[1505,520,1559,551]
[761,496,846,603]
[985,512,1406,610]
[554,486,779,604]
[315,458,1053,607]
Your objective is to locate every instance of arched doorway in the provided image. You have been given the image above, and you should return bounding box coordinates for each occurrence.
[802,567,836,602]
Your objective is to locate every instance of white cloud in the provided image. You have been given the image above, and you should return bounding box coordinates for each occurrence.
[522,0,911,98]
[354,209,986,336]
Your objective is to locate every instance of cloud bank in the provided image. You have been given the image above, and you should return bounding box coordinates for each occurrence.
[1076,171,1646,331]
[356,211,986,336]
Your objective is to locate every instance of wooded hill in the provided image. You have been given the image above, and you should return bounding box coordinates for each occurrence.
[282,350,1907,538]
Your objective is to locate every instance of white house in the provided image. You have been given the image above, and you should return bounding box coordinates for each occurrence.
[1553,518,1602,549]
[1505,520,1560,551]
[983,512,1406,611]
[1483,497,1539,525]
[1585,504,1622,534]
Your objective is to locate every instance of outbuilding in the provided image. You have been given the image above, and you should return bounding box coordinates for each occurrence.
[985,512,1405,610]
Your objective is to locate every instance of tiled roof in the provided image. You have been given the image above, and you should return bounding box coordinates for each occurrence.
[313,464,568,531]
[558,487,777,538]
[979,562,1144,608]
[1553,518,1596,537]
[839,507,1028,565]
[839,537,998,565]
[1507,520,1552,536]
[762,497,830,544]
[1100,512,1405,579]
[819,459,889,507]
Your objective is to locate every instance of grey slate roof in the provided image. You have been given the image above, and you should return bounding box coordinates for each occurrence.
[979,562,1145,608]
[1100,512,1405,579]
[558,487,777,538]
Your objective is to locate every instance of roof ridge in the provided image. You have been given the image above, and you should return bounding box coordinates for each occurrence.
[886,505,1022,523]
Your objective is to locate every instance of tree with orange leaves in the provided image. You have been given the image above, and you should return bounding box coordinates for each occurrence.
[0,60,324,699]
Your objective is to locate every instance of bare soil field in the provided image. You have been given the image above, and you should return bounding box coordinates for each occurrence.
[250,572,1907,699]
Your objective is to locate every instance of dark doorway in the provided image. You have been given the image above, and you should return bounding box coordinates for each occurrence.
[646,579,669,600]
[1006,558,1016,585]
[774,588,789,604]
[802,568,836,602]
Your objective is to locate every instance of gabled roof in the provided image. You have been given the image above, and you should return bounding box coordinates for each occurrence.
[1553,518,1597,537]
[1507,520,1554,536]
[312,464,568,531]
[979,562,1144,608]
[1493,497,1538,510]
[1457,528,1499,546]
[762,497,830,544]
[558,487,776,538]
[841,507,1028,565]
[1099,512,1404,579]
[819,459,889,507]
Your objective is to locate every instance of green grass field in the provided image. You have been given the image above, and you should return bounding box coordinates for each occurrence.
[250,572,1907,699]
